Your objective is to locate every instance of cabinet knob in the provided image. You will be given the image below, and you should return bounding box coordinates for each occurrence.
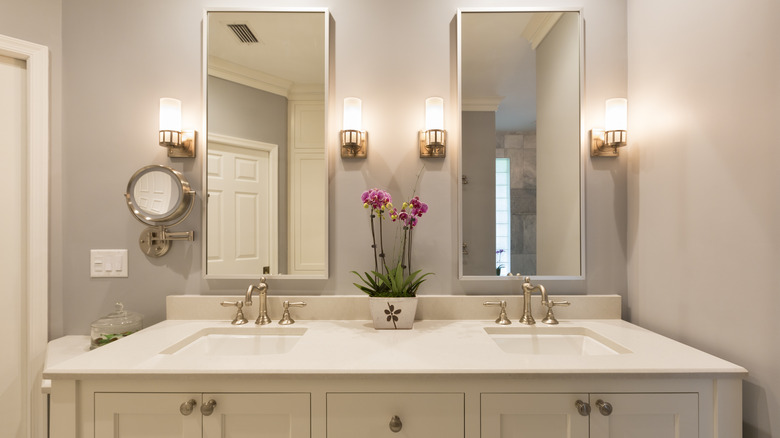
[596,399,613,416]
[200,399,217,416]
[575,400,591,416]
[179,399,197,416]
[389,415,403,433]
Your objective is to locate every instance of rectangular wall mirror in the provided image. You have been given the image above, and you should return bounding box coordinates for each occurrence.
[204,10,329,279]
[459,9,583,279]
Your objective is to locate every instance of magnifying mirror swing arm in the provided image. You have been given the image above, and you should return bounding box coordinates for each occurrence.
[137,225,194,258]
[125,165,196,257]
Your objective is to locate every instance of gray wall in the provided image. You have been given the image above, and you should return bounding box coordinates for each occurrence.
[626,0,779,435]
[535,11,581,276]
[6,0,628,340]
[207,75,288,272]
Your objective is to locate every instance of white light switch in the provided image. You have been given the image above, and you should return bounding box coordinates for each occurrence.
[90,249,128,278]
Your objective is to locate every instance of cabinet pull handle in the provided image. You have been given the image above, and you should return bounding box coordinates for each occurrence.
[596,399,613,416]
[575,400,591,416]
[179,399,197,416]
[200,399,217,416]
[389,415,403,433]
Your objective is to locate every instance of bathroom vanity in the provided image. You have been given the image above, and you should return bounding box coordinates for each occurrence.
[44,296,745,438]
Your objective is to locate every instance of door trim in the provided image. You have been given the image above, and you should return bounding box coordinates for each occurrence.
[0,34,50,438]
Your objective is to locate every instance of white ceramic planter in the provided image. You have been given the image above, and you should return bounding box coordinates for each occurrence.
[368,297,418,329]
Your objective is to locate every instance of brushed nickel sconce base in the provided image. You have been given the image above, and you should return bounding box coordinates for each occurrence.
[161,130,196,158]
[341,130,367,158]
[591,128,619,157]
[419,130,446,158]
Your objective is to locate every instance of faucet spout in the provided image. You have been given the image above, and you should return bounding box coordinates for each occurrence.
[520,276,547,325]
[245,277,271,325]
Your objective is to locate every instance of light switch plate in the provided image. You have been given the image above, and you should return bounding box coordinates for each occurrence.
[90,249,128,278]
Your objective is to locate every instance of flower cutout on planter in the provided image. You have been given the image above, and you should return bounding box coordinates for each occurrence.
[384,303,402,328]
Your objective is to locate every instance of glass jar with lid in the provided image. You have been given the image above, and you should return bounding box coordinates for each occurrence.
[90,302,143,349]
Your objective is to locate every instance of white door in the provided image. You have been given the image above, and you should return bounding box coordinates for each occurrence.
[202,393,310,438]
[134,170,175,215]
[0,53,28,438]
[207,136,278,275]
[481,393,590,438]
[94,393,202,438]
[589,393,698,438]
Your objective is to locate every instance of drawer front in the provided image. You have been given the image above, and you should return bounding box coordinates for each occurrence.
[327,392,464,437]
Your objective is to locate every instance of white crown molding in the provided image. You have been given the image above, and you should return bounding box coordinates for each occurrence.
[521,12,563,50]
[462,97,504,112]
[208,55,293,98]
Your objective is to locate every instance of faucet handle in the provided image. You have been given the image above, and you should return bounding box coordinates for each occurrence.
[220,300,248,325]
[541,299,570,325]
[279,301,306,325]
[484,300,512,325]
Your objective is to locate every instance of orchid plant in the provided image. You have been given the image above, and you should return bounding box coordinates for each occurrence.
[352,187,432,297]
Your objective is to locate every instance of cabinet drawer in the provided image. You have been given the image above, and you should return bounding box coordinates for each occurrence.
[327,392,464,437]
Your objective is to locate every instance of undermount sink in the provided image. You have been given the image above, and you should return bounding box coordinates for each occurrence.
[160,327,307,357]
[484,326,631,356]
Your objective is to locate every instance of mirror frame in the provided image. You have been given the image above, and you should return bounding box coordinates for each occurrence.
[201,8,331,280]
[125,165,195,227]
[456,7,586,282]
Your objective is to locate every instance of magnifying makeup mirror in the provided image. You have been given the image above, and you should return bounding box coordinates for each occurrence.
[125,165,195,257]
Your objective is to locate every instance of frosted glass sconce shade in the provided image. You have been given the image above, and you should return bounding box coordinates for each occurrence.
[158,98,195,158]
[591,97,628,157]
[420,97,446,158]
[341,97,367,158]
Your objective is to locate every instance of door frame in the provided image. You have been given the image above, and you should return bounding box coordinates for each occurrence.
[0,34,50,438]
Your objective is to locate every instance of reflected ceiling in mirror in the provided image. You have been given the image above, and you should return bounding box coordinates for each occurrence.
[459,10,582,279]
[205,10,328,279]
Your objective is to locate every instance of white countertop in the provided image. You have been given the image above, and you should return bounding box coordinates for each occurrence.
[43,318,746,379]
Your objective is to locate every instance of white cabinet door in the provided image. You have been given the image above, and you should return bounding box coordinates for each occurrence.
[202,393,310,438]
[481,393,590,438]
[327,393,464,437]
[94,393,202,438]
[589,393,698,438]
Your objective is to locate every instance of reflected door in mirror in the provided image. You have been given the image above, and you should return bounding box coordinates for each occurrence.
[208,136,277,276]
[133,171,180,217]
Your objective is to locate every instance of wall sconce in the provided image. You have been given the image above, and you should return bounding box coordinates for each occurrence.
[159,98,196,158]
[420,97,446,158]
[591,98,628,157]
[341,97,367,158]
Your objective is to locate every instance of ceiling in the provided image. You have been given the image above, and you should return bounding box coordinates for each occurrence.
[208,12,325,96]
[461,12,564,132]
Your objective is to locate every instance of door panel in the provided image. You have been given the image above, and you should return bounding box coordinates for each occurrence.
[202,393,310,438]
[481,393,589,438]
[589,393,698,438]
[94,393,201,438]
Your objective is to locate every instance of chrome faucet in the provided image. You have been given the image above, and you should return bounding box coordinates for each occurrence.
[245,277,271,325]
[520,276,547,325]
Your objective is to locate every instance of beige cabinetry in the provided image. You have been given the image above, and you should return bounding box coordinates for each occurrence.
[481,392,698,438]
[94,392,310,438]
[52,374,740,438]
[327,393,464,437]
